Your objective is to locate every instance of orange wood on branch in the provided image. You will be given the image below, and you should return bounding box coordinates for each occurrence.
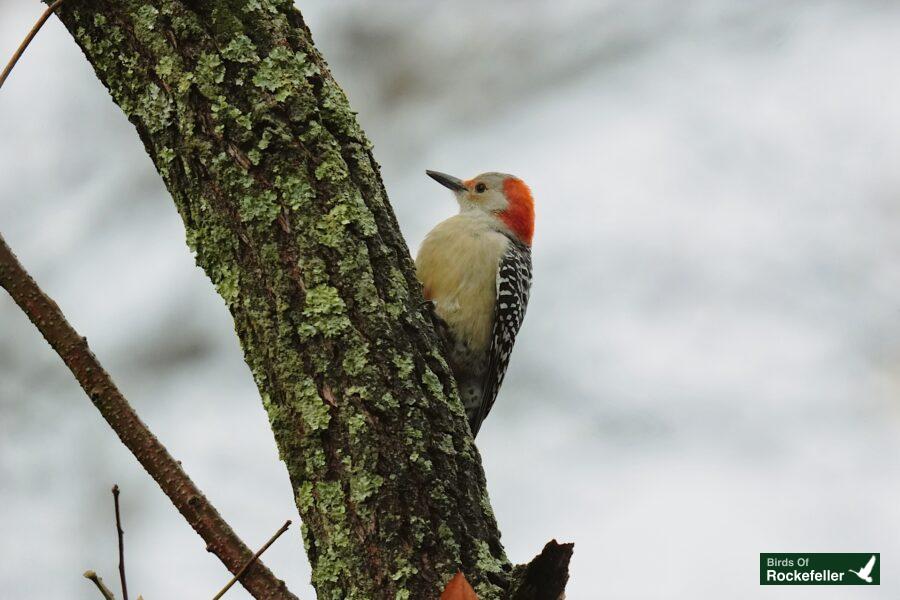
[440,571,478,600]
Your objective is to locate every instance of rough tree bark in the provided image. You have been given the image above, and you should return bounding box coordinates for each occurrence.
[46,0,570,598]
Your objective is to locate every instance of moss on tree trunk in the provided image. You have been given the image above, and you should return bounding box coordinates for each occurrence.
[52,0,514,597]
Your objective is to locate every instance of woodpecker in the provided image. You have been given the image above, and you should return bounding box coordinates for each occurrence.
[416,170,534,437]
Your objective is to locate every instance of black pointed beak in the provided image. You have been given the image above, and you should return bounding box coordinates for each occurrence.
[426,170,467,192]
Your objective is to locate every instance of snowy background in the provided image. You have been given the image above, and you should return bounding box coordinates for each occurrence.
[2,1,900,598]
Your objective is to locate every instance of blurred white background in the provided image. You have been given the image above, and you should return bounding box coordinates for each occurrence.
[2,1,900,598]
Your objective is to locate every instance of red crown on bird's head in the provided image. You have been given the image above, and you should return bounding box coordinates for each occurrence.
[500,177,534,246]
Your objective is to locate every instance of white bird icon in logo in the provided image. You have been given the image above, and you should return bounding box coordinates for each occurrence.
[848,555,877,583]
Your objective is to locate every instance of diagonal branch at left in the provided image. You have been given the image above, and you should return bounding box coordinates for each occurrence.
[0,232,299,600]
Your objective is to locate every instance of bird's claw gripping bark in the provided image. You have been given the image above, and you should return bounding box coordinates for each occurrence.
[420,299,452,340]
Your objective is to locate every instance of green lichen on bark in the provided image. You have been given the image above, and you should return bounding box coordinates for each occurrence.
[53,0,513,597]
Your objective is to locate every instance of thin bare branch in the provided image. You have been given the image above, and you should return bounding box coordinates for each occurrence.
[0,0,65,91]
[84,570,117,600]
[212,520,292,600]
[112,485,129,600]
[0,233,298,600]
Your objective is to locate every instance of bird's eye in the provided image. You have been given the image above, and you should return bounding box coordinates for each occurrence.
[475,183,487,193]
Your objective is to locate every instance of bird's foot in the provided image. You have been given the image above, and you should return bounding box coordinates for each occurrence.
[420,299,448,332]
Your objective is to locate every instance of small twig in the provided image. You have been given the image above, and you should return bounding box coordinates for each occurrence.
[212,520,292,600]
[84,570,117,600]
[112,485,129,600]
[0,0,66,91]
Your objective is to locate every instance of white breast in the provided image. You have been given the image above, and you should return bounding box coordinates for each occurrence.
[415,212,510,354]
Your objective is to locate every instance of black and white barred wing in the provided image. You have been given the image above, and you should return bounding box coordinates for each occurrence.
[469,241,532,436]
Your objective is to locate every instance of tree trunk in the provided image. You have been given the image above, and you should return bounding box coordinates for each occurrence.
[49,1,567,598]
